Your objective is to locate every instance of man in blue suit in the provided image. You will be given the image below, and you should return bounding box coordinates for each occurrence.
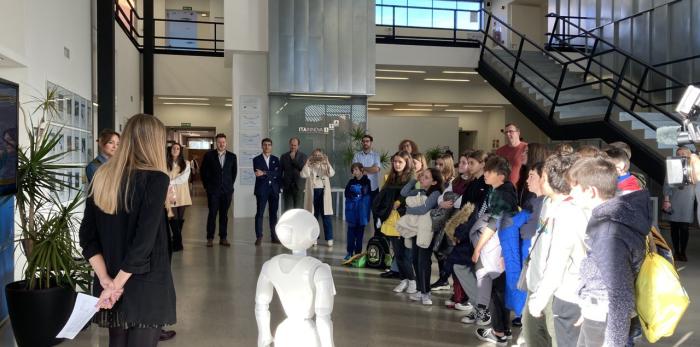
[253,138,281,246]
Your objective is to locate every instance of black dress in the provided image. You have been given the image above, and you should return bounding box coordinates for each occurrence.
[79,170,176,328]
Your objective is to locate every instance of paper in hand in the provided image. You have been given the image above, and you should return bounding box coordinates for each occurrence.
[56,293,99,339]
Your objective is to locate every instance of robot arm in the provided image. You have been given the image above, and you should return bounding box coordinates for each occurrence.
[254,268,274,347]
[314,263,336,347]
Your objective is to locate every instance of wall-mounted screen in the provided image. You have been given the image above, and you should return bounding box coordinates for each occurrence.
[0,78,19,196]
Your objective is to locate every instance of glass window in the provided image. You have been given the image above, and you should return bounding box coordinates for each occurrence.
[394,6,408,26]
[407,8,432,27]
[380,6,394,25]
[432,9,455,28]
[408,0,433,8]
[433,0,457,9]
[457,1,482,11]
[383,0,407,6]
[457,10,480,30]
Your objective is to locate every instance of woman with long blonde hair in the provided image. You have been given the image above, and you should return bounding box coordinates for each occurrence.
[301,148,335,246]
[435,153,455,188]
[79,114,176,347]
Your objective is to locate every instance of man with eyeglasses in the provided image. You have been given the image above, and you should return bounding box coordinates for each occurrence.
[496,123,528,185]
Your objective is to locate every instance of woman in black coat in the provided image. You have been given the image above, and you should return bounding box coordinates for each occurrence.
[79,114,176,347]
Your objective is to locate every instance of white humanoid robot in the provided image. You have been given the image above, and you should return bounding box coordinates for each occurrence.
[255,209,336,347]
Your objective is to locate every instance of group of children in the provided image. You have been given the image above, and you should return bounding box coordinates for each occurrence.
[341,139,659,346]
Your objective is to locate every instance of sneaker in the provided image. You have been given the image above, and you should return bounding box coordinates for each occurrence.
[421,293,433,305]
[504,330,512,340]
[406,280,417,294]
[512,317,522,327]
[444,299,456,307]
[461,306,491,326]
[409,292,422,301]
[343,254,352,261]
[475,328,507,346]
[327,240,334,247]
[393,279,408,293]
[430,281,451,292]
[455,302,475,313]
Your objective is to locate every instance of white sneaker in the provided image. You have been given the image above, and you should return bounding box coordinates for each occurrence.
[393,279,408,293]
[444,299,456,307]
[409,292,422,301]
[327,240,334,247]
[421,293,433,305]
[406,280,417,294]
[455,302,475,313]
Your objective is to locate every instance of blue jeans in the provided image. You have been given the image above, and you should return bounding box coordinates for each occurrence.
[346,224,365,255]
[313,188,333,240]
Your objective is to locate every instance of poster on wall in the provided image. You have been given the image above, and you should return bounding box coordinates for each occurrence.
[239,168,256,186]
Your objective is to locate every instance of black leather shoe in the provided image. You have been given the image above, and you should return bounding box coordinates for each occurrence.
[379,270,400,279]
[159,329,176,341]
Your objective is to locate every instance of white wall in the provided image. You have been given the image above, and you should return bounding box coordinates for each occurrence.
[373,79,509,105]
[154,104,232,134]
[0,0,93,281]
[116,22,142,129]
[232,52,268,218]
[154,55,231,97]
[376,44,481,68]
[224,0,268,52]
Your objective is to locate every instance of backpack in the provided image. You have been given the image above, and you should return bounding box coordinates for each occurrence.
[635,235,690,343]
[365,235,392,269]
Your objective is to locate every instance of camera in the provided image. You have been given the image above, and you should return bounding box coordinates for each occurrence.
[659,86,700,185]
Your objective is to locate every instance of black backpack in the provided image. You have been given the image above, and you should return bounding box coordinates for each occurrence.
[365,235,392,269]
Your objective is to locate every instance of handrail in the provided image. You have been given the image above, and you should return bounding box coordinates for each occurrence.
[478,8,683,133]
[547,14,687,88]
[553,0,682,39]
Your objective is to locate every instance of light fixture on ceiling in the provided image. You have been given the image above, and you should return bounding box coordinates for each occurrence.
[394,108,432,111]
[425,78,470,82]
[408,103,433,107]
[434,104,449,107]
[445,109,483,112]
[224,103,232,107]
[368,107,381,111]
[201,13,208,17]
[376,69,426,73]
[289,93,351,99]
[368,103,394,106]
[376,76,409,80]
[465,105,502,108]
[442,70,479,75]
[159,96,210,101]
[163,102,211,106]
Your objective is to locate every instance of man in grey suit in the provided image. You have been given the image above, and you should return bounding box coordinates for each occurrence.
[280,137,307,211]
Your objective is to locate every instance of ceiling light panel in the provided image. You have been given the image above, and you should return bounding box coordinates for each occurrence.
[394,108,432,111]
[442,71,479,74]
[159,97,210,101]
[163,102,211,106]
[376,69,426,73]
[425,78,470,82]
[368,103,394,106]
[376,76,409,80]
[289,94,351,98]
[445,109,483,112]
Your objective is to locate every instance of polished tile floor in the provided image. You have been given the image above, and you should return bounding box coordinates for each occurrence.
[1,194,699,346]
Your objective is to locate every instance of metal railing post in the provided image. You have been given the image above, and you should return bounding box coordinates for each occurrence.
[583,38,599,83]
[392,6,396,40]
[549,63,568,120]
[214,23,217,53]
[453,10,457,43]
[631,67,649,111]
[605,57,630,121]
[510,37,526,86]
[479,10,491,62]
[548,17,558,48]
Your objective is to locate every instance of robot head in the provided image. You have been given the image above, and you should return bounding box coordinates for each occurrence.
[276,209,320,252]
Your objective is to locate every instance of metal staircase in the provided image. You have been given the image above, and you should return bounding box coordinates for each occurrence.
[477,9,690,184]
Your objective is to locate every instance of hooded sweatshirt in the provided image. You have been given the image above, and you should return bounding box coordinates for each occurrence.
[578,189,650,347]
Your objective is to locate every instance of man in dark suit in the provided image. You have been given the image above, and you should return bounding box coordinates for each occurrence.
[200,133,238,247]
[253,138,281,246]
[280,137,307,211]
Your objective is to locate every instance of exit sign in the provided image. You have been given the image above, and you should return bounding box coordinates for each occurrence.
[181,122,191,127]
[182,6,192,10]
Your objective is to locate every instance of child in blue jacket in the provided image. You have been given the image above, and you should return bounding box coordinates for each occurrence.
[344,163,372,260]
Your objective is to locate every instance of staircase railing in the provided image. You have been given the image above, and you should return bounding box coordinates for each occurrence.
[479,8,683,135]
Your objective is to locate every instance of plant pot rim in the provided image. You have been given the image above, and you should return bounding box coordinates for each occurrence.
[5,279,76,293]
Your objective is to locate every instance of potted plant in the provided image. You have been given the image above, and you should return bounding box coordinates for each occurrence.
[342,126,390,169]
[4,88,91,347]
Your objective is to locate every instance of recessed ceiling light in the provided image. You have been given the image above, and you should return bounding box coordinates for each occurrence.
[368,103,394,106]
[289,93,351,98]
[434,104,449,107]
[442,71,479,74]
[163,102,211,106]
[224,104,232,107]
[368,107,381,111]
[159,97,210,101]
[376,69,426,73]
[376,76,409,80]
[201,13,208,17]
[408,104,433,107]
[394,108,432,111]
[425,78,470,82]
[445,109,483,112]
[465,105,503,108]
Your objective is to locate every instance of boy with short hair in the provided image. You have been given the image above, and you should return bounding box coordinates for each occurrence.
[344,162,372,261]
[470,156,518,345]
[567,157,650,347]
[604,147,641,192]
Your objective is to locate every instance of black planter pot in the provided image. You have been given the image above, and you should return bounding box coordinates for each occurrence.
[5,280,76,347]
